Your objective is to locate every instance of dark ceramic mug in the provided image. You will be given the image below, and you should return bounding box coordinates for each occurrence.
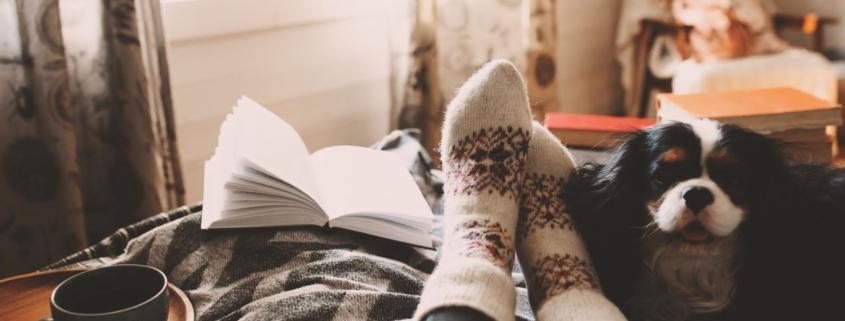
[49,264,169,321]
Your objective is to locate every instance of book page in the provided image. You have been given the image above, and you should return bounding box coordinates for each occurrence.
[234,97,322,204]
[309,146,432,221]
[201,158,224,227]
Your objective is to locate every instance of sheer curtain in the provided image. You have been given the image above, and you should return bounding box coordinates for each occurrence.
[391,0,560,163]
[0,0,182,277]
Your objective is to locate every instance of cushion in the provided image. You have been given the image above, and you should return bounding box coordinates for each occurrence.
[672,48,838,102]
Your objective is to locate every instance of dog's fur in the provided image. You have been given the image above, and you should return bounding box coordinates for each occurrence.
[564,121,844,321]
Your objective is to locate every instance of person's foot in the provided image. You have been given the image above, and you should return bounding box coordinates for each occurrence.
[415,60,532,321]
[516,123,626,321]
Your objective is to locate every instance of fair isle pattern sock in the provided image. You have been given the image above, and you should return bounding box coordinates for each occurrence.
[414,60,532,321]
[516,123,627,321]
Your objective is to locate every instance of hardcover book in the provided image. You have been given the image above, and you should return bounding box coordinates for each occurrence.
[656,87,842,132]
[545,113,656,149]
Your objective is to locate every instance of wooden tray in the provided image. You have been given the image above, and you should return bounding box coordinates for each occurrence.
[0,269,194,321]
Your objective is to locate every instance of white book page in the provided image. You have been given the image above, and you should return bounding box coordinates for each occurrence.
[309,146,432,222]
[235,97,322,204]
[201,158,224,228]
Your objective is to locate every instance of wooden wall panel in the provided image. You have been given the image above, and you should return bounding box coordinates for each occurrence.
[162,0,401,203]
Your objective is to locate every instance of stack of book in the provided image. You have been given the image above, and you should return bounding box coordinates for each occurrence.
[657,87,843,163]
[545,113,656,149]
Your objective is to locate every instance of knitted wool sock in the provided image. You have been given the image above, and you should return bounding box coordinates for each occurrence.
[414,60,533,321]
[516,123,627,321]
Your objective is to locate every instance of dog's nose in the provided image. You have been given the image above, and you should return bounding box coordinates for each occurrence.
[683,186,714,214]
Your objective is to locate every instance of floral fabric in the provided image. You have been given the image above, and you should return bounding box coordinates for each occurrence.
[0,0,182,277]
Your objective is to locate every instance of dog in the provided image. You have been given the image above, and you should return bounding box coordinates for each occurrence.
[564,120,844,321]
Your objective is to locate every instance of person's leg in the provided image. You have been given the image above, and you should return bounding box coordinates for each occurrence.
[515,123,626,321]
[414,60,532,321]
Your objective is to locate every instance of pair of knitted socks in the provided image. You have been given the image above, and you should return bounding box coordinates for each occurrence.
[414,61,625,321]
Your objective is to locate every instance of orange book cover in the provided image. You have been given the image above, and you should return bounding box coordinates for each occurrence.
[545,113,656,133]
[656,87,840,119]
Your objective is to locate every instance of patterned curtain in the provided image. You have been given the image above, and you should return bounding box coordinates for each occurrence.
[392,0,559,164]
[0,0,182,277]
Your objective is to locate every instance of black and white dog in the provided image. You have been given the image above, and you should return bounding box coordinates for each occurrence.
[564,120,844,321]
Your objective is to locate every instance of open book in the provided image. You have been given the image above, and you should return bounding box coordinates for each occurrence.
[202,97,433,248]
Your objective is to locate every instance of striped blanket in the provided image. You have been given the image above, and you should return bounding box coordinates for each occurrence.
[46,130,534,321]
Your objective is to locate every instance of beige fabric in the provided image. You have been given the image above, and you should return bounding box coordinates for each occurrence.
[393,0,543,163]
[392,0,444,160]
[525,0,559,120]
[435,0,527,103]
[672,48,837,102]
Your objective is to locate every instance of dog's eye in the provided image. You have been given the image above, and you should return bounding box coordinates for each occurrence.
[652,165,681,185]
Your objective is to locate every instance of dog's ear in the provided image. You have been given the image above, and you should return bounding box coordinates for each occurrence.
[566,130,650,212]
[719,127,843,319]
[718,124,791,206]
[563,130,650,305]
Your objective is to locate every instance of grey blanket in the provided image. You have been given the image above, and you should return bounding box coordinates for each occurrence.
[47,130,534,321]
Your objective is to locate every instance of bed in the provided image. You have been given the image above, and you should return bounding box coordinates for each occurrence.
[42,130,544,321]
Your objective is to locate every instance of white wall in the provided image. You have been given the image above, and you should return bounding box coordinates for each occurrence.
[162,0,400,203]
[555,0,625,115]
